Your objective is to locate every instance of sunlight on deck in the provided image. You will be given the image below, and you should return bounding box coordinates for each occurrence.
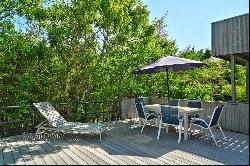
[0,120,249,165]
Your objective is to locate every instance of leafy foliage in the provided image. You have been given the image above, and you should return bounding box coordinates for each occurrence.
[0,0,247,108]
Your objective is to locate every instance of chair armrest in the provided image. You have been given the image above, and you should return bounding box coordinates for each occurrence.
[190,118,208,124]
[146,113,158,119]
[147,110,157,114]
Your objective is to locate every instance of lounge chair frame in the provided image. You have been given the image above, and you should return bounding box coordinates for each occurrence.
[33,102,106,141]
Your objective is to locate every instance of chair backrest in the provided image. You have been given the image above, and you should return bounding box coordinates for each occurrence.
[187,100,201,108]
[168,99,180,106]
[160,106,179,125]
[134,101,146,119]
[209,105,225,127]
[33,102,67,127]
[161,99,180,125]
[134,98,145,105]
[162,99,179,118]
[161,106,178,116]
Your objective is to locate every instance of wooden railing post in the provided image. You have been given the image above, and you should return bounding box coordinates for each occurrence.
[84,102,88,123]
[102,102,105,122]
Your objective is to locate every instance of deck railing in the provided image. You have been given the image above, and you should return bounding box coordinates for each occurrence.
[0,100,122,138]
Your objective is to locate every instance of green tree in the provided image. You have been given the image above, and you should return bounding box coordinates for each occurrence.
[1,0,177,105]
[1,0,246,107]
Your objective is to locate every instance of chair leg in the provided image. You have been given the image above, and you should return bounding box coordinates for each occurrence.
[34,121,47,138]
[156,118,160,127]
[34,127,41,138]
[132,114,139,129]
[189,123,192,138]
[165,125,168,133]
[218,125,227,141]
[157,122,162,140]
[178,125,182,143]
[141,120,146,133]
[208,127,218,146]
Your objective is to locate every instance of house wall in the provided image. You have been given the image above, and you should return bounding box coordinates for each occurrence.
[211,13,249,58]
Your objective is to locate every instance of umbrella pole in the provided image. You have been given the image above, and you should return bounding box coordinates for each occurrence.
[167,67,170,102]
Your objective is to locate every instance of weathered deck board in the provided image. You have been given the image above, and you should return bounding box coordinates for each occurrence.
[0,148,4,165]
[86,136,166,165]
[87,139,143,165]
[111,124,221,165]
[45,139,78,165]
[0,120,249,165]
[12,137,36,165]
[2,145,14,165]
[37,140,67,165]
[129,125,247,165]
[14,136,55,165]
[72,144,103,165]
[50,138,87,165]
[5,139,25,165]
[53,136,109,165]
[101,133,179,165]
[109,127,213,165]
[30,140,58,165]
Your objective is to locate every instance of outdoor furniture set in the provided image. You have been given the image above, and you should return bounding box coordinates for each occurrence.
[32,99,226,146]
[133,98,226,146]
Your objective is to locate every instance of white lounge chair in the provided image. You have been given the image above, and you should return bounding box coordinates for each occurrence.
[33,102,106,141]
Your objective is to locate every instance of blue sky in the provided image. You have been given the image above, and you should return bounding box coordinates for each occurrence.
[141,0,249,51]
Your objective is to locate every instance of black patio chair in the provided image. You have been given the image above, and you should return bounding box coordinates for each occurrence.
[168,99,180,107]
[134,100,158,133]
[157,99,183,143]
[157,105,183,143]
[187,100,202,119]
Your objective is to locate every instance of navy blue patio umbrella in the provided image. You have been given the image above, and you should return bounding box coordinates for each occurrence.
[133,55,206,99]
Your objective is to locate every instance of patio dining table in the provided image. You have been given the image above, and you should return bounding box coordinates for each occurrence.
[142,104,204,140]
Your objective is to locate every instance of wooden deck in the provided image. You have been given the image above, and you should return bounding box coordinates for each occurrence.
[0,120,249,165]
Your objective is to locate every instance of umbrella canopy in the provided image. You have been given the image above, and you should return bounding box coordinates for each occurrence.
[133,55,206,99]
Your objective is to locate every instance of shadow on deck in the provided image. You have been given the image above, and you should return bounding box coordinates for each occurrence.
[0,120,249,165]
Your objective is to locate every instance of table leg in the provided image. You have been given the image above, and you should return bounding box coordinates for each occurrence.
[184,113,188,140]
[156,118,160,127]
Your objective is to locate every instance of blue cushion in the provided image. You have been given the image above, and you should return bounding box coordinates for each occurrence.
[162,114,179,125]
[135,98,145,105]
[135,102,146,119]
[210,105,224,127]
[168,99,179,106]
[161,107,178,115]
[187,101,201,108]
[187,101,201,120]
[192,119,208,128]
